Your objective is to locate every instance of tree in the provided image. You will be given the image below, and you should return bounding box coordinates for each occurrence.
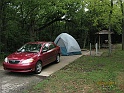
[108,0,113,56]
[119,0,124,50]
[0,0,11,52]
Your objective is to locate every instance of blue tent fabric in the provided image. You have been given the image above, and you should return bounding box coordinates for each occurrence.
[68,51,82,55]
[61,47,68,56]
[54,33,82,56]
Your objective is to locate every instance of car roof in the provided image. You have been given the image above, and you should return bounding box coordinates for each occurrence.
[26,41,53,44]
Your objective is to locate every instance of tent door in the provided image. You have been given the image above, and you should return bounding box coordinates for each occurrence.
[61,47,67,56]
[56,38,67,55]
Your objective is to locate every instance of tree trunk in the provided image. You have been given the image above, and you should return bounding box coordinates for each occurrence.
[0,0,7,53]
[108,0,113,56]
[120,0,124,50]
[29,32,35,42]
[108,23,112,56]
[29,19,36,42]
[0,0,3,52]
[83,31,88,49]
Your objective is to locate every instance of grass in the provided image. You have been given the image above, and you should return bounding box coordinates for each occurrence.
[25,44,124,93]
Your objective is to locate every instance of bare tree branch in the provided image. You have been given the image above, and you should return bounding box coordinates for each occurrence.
[35,18,74,31]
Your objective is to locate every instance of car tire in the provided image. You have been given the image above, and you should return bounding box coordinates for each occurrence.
[35,61,42,74]
[56,54,60,63]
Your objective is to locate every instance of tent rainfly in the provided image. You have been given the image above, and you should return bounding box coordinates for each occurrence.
[54,33,82,56]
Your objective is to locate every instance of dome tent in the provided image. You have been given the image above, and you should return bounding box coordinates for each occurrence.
[54,33,82,56]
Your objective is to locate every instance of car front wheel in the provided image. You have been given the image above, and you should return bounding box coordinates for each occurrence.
[35,61,42,74]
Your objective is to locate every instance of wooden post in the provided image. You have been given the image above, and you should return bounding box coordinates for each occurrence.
[99,35,100,49]
[95,43,98,55]
[90,43,91,55]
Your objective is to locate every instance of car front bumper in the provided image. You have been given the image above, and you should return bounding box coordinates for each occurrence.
[3,62,35,72]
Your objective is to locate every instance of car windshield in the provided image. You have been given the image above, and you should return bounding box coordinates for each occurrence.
[17,44,42,53]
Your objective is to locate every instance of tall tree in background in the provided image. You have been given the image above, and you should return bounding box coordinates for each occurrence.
[108,0,113,56]
[0,0,3,52]
[119,0,124,50]
[0,0,9,52]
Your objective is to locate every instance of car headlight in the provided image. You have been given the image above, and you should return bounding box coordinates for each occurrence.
[4,57,8,63]
[21,58,34,64]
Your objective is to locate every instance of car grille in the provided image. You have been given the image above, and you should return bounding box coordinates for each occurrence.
[9,60,20,64]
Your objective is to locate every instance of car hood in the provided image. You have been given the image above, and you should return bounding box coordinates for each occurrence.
[7,52,38,60]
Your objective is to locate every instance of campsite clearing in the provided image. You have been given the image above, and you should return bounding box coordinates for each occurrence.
[25,44,124,93]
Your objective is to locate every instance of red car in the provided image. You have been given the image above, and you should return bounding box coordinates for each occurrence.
[3,41,60,74]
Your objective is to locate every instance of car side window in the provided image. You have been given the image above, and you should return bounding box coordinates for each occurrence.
[49,43,56,50]
[42,43,49,51]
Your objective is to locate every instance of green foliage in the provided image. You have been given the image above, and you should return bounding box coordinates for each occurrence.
[0,0,123,52]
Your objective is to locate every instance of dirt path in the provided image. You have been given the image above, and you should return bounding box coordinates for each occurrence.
[0,70,45,93]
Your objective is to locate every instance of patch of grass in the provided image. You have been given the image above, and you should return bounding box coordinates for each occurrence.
[26,44,124,93]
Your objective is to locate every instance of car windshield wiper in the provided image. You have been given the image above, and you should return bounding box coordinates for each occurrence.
[16,50,31,53]
[26,51,39,53]
[17,50,22,52]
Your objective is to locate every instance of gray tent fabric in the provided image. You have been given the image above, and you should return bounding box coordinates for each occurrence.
[54,33,82,56]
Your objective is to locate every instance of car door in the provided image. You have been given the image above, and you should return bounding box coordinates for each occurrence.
[41,43,51,66]
[48,43,57,62]
[41,43,57,66]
